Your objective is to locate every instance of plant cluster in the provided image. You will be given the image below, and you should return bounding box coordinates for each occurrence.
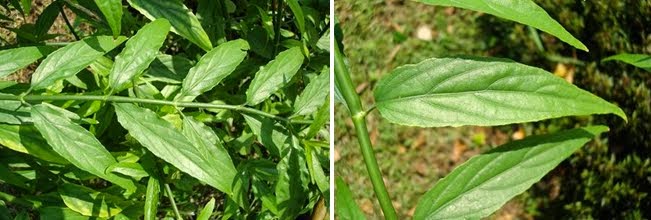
[0,0,330,219]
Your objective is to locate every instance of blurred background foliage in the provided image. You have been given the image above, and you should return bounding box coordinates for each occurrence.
[335,0,650,219]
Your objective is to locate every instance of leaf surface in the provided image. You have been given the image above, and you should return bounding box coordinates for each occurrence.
[416,0,588,51]
[144,177,160,220]
[275,136,309,219]
[109,19,170,91]
[94,0,122,37]
[0,46,52,78]
[197,198,215,220]
[127,0,212,51]
[113,103,234,194]
[603,53,651,71]
[374,57,626,127]
[0,124,67,164]
[246,47,304,105]
[335,177,367,220]
[31,104,135,192]
[31,36,126,90]
[177,39,249,102]
[59,183,132,218]
[293,67,329,116]
[413,126,608,219]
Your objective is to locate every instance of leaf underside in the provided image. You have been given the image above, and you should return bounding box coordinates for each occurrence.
[414,126,608,219]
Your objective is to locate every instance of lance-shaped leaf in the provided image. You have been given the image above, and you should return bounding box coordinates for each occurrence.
[293,67,329,116]
[0,124,68,164]
[94,0,123,38]
[30,104,136,192]
[243,114,290,157]
[413,126,608,219]
[176,39,249,102]
[108,19,170,92]
[31,36,126,90]
[285,0,305,34]
[181,117,237,193]
[275,136,310,219]
[126,0,212,51]
[335,177,367,220]
[374,57,627,127]
[416,0,587,51]
[0,100,31,124]
[113,103,234,194]
[603,53,651,71]
[0,46,53,78]
[59,183,133,218]
[144,177,160,220]
[197,198,215,220]
[246,47,304,105]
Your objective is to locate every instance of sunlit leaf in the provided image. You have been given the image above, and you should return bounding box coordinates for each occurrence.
[275,136,310,219]
[94,0,122,37]
[374,57,626,127]
[335,177,367,220]
[603,53,651,71]
[246,47,304,105]
[176,39,249,102]
[293,67,329,116]
[59,183,133,218]
[144,177,160,220]
[0,124,67,164]
[31,104,136,192]
[108,19,170,92]
[416,0,588,51]
[31,36,126,90]
[0,46,53,78]
[126,0,213,51]
[197,198,215,220]
[414,126,608,219]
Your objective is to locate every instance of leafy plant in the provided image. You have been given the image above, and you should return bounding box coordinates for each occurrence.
[0,0,329,219]
[334,0,626,219]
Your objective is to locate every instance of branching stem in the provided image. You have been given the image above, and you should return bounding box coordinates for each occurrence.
[0,94,313,124]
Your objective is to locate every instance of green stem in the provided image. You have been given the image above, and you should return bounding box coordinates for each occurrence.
[164,184,182,220]
[0,94,313,124]
[58,4,80,41]
[334,41,397,219]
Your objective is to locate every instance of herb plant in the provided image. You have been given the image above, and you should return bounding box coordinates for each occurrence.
[334,1,627,219]
[0,0,330,219]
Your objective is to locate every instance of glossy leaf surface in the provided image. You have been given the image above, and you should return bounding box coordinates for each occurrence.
[31,36,126,90]
[127,0,212,51]
[31,104,136,192]
[374,57,626,127]
[109,19,170,92]
[94,0,122,37]
[416,0,588,51]
[0,124,67,164]
[603,53,651,71]
[293,67,329,116]
[0,46,52,78]
[246,47,304,105]
[113,103,234,194]
[414,126,608,219]
[177,39,249,102]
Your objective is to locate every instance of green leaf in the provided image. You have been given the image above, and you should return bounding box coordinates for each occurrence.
[246,47,304,105]
[196,198,215,220]
[275,136,309,219]
[0,46,52,78]
[34,1,60,39]
[31,104,136,192]
[0,100,31,124]
[144,54,192,84]
[107,162,149,180]
[293,67,329,116]
[181,117,237,193]
[305,144,328,194]
[0,124,68,164]
[143,177,160,220]
[335,177,367,220]
[416,0,588,51]
[31,36,127,90]
[242,114,290,157]
[108,19,170,92]
[94,0,122,38]
[306,96,329,139]
[59,183,132,218]
[0,163,30,190]
[126,0,213,51]
[413,126,608,219]
[113,103,234,194]
[176,39,249,102]
[39,207,93,220]
[285,0,305,34]
[374,57,626,127]
[602,53,651,71]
